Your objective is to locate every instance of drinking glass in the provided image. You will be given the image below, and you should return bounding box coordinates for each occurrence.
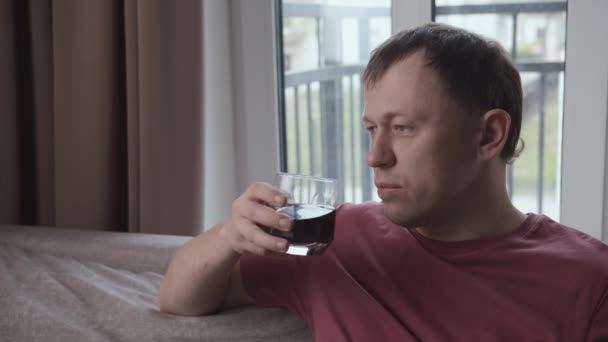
[267,172,337,256]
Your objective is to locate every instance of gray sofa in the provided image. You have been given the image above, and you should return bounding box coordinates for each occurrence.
[0,225,311,341]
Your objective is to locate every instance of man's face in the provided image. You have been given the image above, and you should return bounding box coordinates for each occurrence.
[363,50,481,227]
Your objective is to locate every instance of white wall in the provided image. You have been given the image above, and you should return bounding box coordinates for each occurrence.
[560,0,608,241]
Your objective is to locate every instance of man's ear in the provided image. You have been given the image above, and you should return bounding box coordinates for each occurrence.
[477,109,511,161]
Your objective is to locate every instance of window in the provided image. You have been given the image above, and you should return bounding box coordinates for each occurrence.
[259,0,607,239]
[276,0,568,217]
[277,0,391,203]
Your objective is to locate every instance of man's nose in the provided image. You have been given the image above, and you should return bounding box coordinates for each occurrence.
[366,132,396,168]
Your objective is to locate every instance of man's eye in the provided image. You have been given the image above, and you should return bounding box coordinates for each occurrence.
[365,126,376,135]
[392,125,410,133]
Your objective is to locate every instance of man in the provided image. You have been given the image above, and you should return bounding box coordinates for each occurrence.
[159,23,608,341]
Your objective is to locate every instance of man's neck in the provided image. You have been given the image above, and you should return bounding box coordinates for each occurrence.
[415,171,527,242]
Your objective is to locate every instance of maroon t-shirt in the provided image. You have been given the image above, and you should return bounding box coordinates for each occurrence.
[240,202,608,341]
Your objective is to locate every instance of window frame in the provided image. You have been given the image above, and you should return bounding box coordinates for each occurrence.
[230,0,282,190]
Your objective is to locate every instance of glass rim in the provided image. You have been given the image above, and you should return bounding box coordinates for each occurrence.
[276,172,337,183]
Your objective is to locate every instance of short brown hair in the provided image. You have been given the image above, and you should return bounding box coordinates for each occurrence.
[364,23,523,162]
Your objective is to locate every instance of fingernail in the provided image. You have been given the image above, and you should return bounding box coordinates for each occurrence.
[274,195,284,205]
[277,241,287,251]
[279,218,291,229]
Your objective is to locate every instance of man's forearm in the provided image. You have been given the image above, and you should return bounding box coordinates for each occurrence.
[158,223,240,315]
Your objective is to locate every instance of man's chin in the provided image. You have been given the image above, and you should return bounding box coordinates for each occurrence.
[382,202,422,228]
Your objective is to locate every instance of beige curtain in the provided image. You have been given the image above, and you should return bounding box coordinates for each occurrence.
[0,0,206,235]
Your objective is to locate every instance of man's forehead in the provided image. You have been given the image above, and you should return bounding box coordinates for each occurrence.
[367,50,437,87]
[363,52,451,120]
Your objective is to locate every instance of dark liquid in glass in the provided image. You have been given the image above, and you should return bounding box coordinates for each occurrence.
[268,204,335,250]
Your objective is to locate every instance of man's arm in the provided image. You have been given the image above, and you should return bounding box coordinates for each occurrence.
[158,224,252,315]
[158,183,293,316]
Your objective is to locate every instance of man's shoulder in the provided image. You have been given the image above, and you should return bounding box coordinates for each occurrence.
[531,215,608,275]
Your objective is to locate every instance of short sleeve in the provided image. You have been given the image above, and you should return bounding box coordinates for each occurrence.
[586,288,608,341]
[240,253,310,319]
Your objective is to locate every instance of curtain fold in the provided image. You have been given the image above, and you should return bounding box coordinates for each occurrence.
[125,0,205,234]
[0,0,20,224]
[0,0,205,235]
[52,0,128,230]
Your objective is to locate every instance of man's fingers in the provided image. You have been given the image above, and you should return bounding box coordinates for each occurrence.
[239,220,289,253]
[246,182,288,208]
[240,241,266,256]
[236,200,293,232]
[251,204,293,232]
[225,182,293,256]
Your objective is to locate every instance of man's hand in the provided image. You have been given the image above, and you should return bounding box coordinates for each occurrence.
[219,182,294,256]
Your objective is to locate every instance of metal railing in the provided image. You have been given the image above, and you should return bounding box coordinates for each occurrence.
[279,1,567,212]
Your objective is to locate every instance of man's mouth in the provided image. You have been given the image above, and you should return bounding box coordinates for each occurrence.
[375,182,401,189]
[375,182,402,198]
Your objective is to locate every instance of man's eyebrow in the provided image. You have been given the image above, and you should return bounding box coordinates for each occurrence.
[362,111,407,123]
